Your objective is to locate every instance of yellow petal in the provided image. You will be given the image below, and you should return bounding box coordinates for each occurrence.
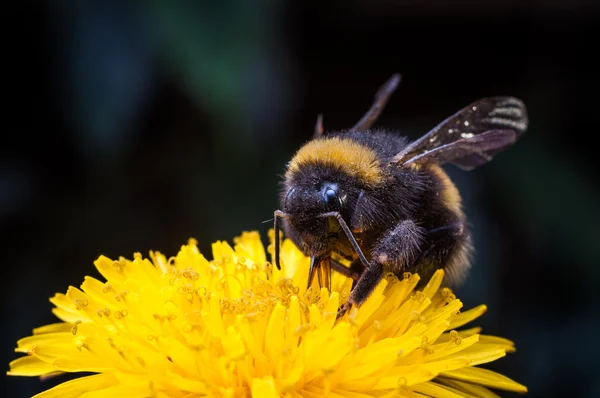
[8,231,526,397]
[80,277,118,309]
[354,279,388,326]
[372,370,436,389]
[265,303,286,365]
[93,256,126,285]
[303,322,353,379]
[205,294,225,337]
[426,335,480,362]
[33,374,118,398]
[282,239,310,289]
[448,305,487,330]
[425,381,481,398]
[454,347,506,367]
[236,316,268,365]
[410,356,471,374]
[299,385,328,398]
[421,269,445,300]
[436,378,502,398]
[251,376,278,398]
[330,389,377,398]
[223,325,246,360]
[51,308,82,324]
[80,384,151,398]
[15,333,74,357]
[340,340,399,381]
[440,367,528,392]
[478,334,516,353]
[156,336,201,377]
[286,295,302,346]
[424,298,463,327]
[7,356,56,376]
[412,381,467,398]
[436,327,482,343]
[49,293,82,323]
[149,370,208,395]
[234,231,267,266]
[33,323,72,335]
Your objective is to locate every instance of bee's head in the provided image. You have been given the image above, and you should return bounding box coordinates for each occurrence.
[277,136,384,255]
[279,161,367,255]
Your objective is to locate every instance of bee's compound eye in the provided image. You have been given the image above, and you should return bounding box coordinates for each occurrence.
[285,187,296,204]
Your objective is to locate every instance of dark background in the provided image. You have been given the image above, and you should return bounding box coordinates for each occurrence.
[3,1,600,397]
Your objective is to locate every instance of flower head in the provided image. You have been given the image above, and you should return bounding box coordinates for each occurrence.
[8,231,526,397]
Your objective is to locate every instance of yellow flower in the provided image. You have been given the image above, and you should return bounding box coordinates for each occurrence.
[8,231,527,397]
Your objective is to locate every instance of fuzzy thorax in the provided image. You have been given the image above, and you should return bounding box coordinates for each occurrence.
[286,137,383,185]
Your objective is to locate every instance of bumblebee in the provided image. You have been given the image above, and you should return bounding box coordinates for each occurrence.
[274,74,528,314]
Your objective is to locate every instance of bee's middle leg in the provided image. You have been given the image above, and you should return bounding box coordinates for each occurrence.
[330,258,360,281]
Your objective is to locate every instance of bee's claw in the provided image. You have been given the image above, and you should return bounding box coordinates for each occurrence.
[337,301,353,319]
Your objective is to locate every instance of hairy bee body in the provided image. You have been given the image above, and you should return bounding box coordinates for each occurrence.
[274,74,527,312]
[281,130,471,294]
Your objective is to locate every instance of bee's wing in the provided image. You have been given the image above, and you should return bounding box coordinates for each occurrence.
[399,129,518,169]
[391,97,528,170]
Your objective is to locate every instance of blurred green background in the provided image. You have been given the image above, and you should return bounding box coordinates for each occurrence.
[3,1,600,397]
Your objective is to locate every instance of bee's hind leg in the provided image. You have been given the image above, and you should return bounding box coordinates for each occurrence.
[340,220,425,316]
[338,260,383,317]
[347,261,384,306]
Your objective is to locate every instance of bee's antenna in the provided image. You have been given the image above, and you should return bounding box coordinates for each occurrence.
[318,211,371,270]
[351,73,401,132]
[313,114,324,138]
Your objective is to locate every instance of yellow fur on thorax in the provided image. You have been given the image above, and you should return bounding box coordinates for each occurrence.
[286,137,383,184]
[428,164,463,215]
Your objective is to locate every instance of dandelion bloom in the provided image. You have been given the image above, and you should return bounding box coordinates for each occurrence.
[8,231,526,397]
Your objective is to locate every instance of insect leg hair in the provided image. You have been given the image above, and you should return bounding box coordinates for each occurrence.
[273,210,289,270]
